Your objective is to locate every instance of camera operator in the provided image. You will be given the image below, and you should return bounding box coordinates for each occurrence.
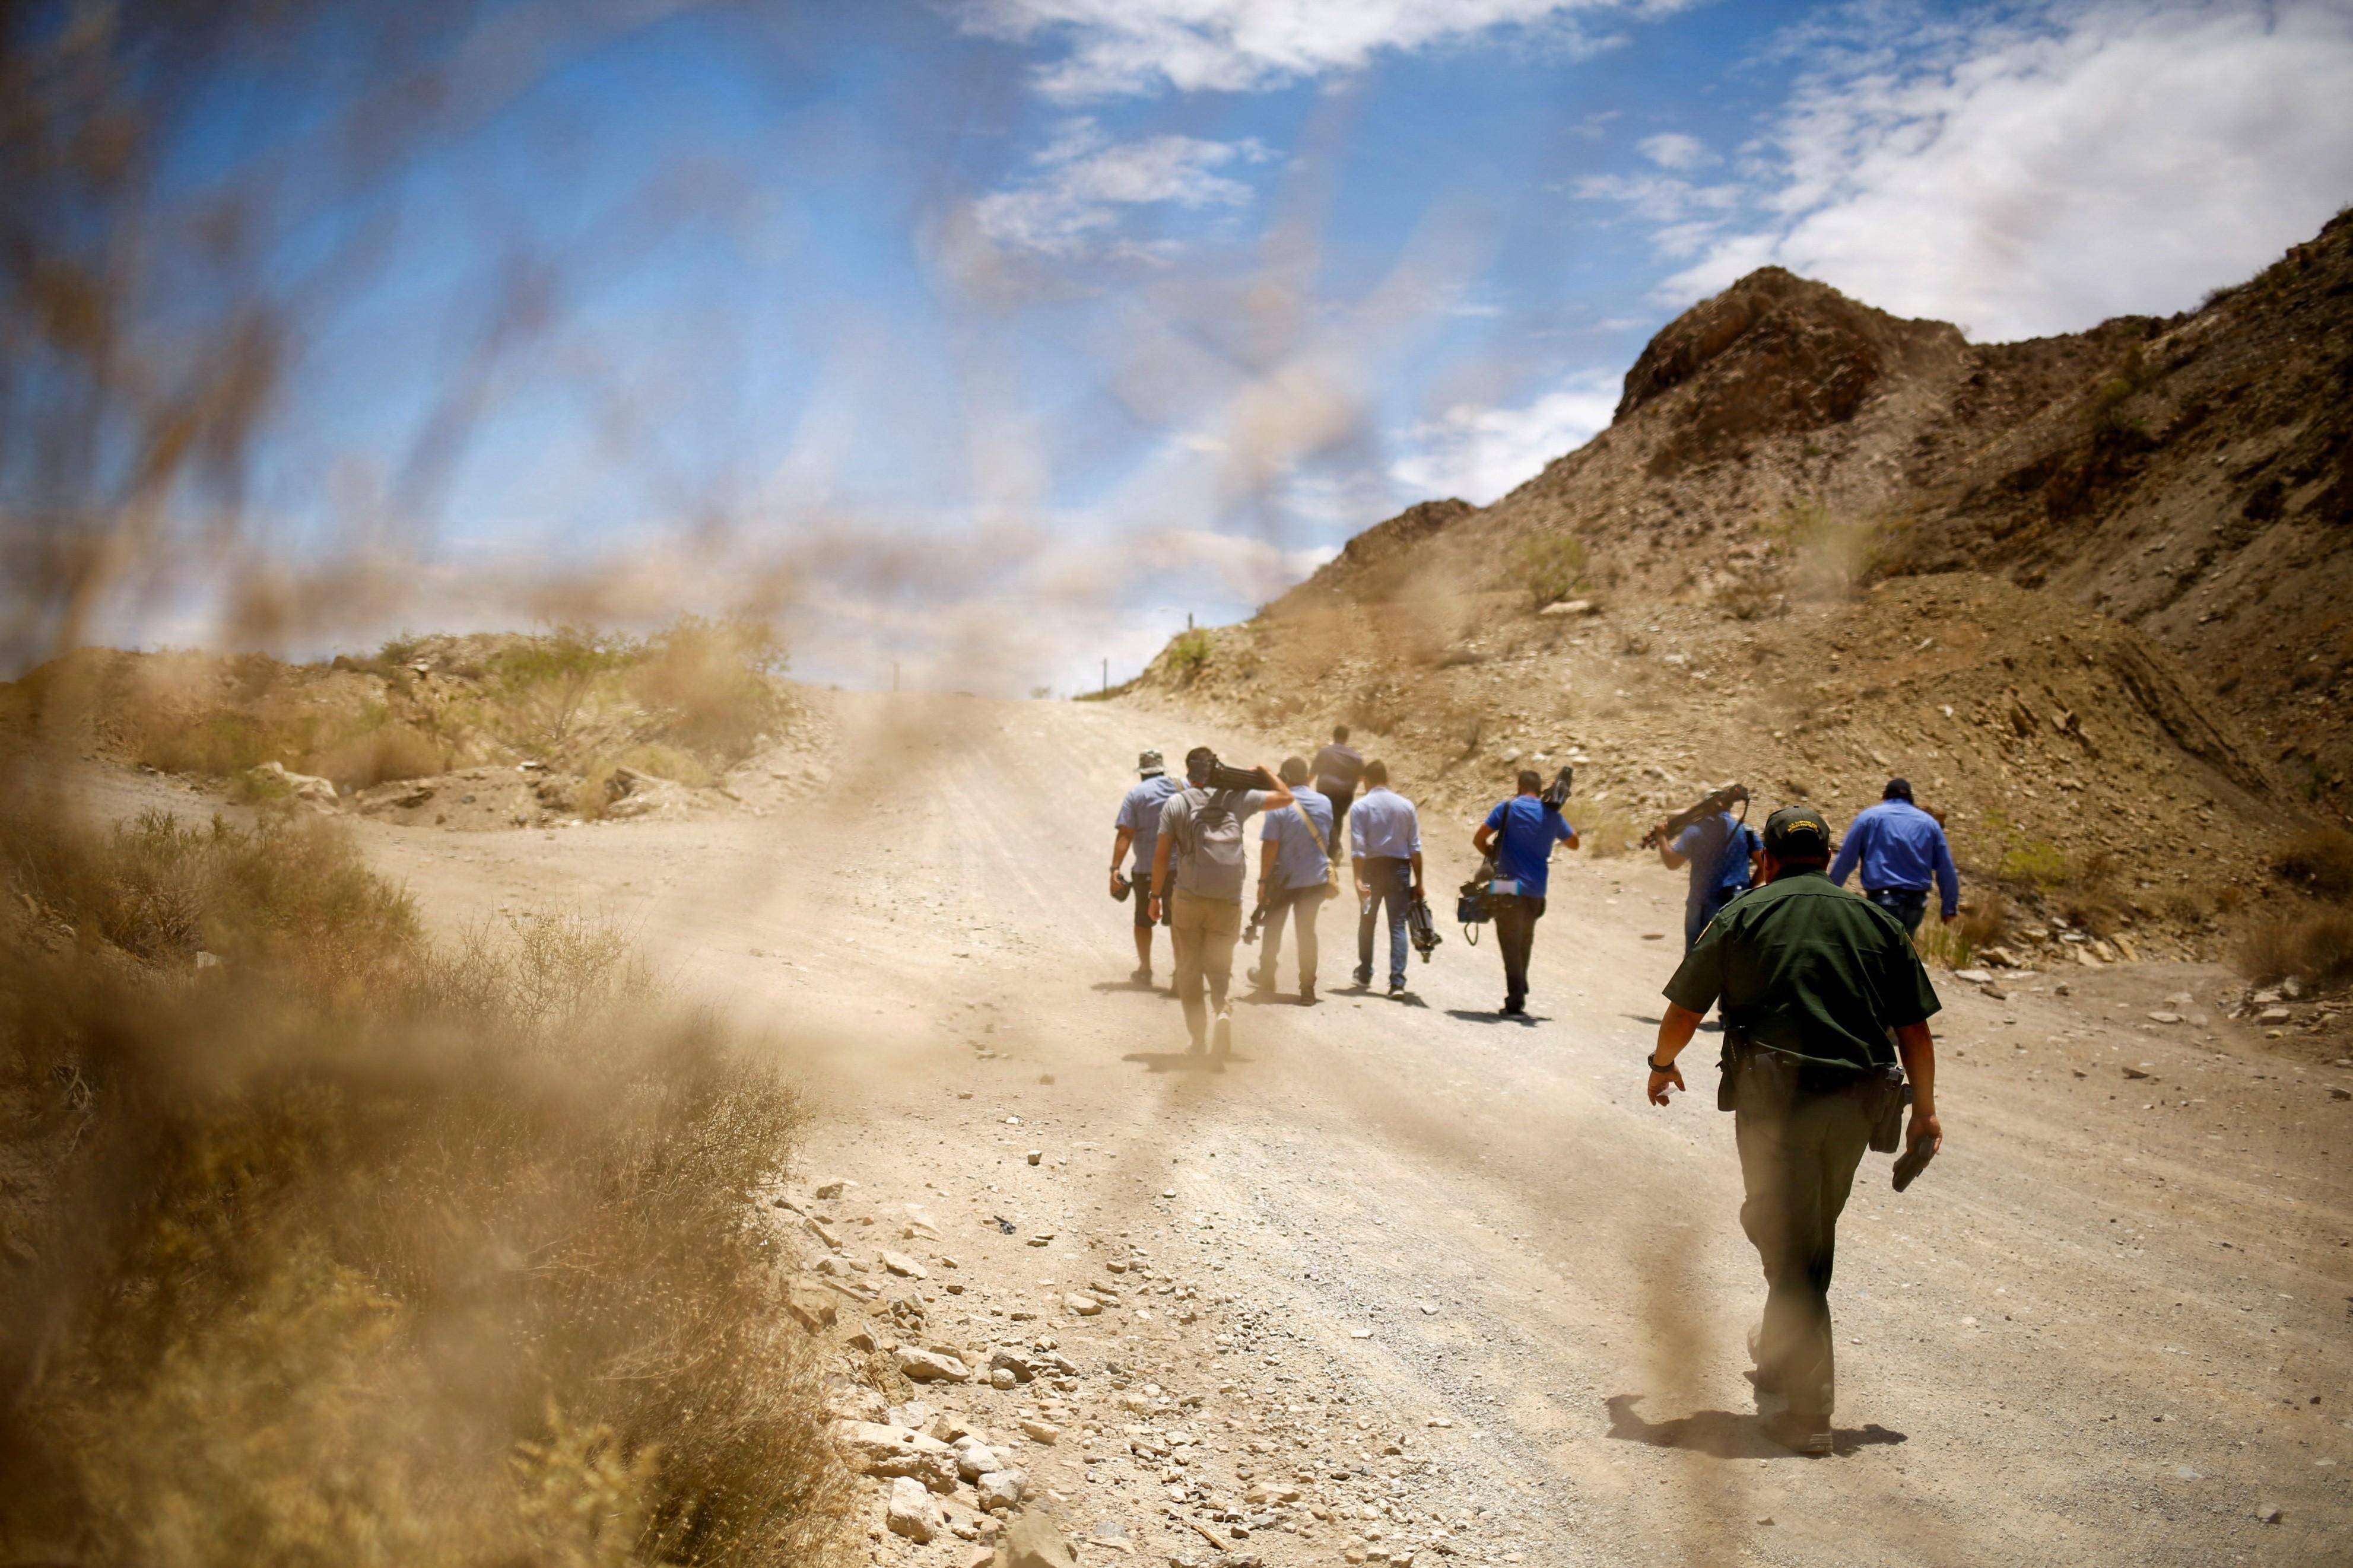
[1471,769,1579,1017]
[1348,759,1423,996]
[1249,757,1334,1004]
[1657,791,1763,952]
[1110,749,1181,986]
[1148,748,1293,1054]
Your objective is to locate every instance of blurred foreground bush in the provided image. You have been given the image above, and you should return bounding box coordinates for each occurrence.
[0,799,847,1565]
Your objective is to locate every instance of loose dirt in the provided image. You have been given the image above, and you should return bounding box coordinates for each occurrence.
[66,688,2353,1566]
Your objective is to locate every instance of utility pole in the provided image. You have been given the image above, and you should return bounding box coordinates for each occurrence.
[1100,657,1107,694]
[1186,612,1193,631]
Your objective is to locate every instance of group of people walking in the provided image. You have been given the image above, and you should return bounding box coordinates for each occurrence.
[1108,727,1959,1456]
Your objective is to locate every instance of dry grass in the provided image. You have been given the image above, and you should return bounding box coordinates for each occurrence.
[0,799,849,1565]
[2272,825,2353,901]
[1579,800,1640,859]
[2234,904,2353,989]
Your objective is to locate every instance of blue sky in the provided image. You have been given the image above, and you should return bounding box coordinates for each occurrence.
[115,0,2353,692]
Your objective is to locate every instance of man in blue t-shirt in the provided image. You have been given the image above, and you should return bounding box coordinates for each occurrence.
[1471,769,1579,1017]
[1659,801,1761,952]
[1249,756,1335,1003]
[1110,749,1181,985]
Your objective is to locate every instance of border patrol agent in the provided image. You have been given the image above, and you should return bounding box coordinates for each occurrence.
[1643,804,1944,1455]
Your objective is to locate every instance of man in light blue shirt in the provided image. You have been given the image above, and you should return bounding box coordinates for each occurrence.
[1348,759,1423,995]
[1829,778,1960,935]
[1659,804,1762,952]
[1110,749,1181,985]
[1249,756,1333,1003]
[1471,768,1579,1016]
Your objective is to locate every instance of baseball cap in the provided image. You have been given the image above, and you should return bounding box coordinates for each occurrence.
[1763,804,1834,861]
[1138,749,1164,774]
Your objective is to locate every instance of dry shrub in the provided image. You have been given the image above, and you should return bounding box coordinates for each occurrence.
[0,802,849,1565]
[2272,825,2353,901]
[617,742,714,788]
[310,720,449,787]
[628,616,789,762]
[1580,800,1639,858]
[2234,905,2353,988]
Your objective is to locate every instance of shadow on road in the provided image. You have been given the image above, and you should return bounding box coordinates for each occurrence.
[1089,979,1166,995]
[1444,1009,1548,1026]
[1121,1051,1250,1074]
[1603,1394,1906,1459]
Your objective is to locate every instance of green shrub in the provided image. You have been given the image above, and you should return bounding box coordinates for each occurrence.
[1516,532,1589,609]
[1166,629,1213,680]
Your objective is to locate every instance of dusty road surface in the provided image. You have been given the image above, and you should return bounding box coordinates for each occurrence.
[334,689,2351,1568]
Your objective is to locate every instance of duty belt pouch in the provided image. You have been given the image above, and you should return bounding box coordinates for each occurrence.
[1866,1071,1911,1153]
[1716,1028,1751,1112]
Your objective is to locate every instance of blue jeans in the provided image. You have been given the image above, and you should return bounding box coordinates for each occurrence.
[1686,881,1748,952]
[1865,886,1929,936]
[1356,855,1411,985]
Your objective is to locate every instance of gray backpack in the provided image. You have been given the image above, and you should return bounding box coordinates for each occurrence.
[1172,787,1251,902]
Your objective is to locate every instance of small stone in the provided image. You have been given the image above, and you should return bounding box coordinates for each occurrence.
[1982,984,2009,1001]
[976,1468,1027,1512]
[2122,1066,2151,1080]
[2257,1504,2283,1524]
[814,1179,847,1200]
[1954,969,1994,984]
[2259,1007,2292,1024]
[952,1436,1005,1480]
[897,1347,974,1383]
[990,1366,1020,1389]
[785,1288,837,1332]
[2330,1087,2351,1102]
[1027,1149,1043,1166]
[837,1422,960,1493]
[887,1476,939,1541]
[881,1249,929,1280]
[1020,1417,1060,1444]
[992,1510,1080,1568]
[989,1347,1038,1381]
[1063,1292,1103,1317]
[2147,1012,2183,1025]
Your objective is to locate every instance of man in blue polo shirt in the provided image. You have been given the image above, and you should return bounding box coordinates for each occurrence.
[1110,749,1181,985]
[1829,777,1960,935]
[1659,799,1762,952]
[1472,768,1579,1016]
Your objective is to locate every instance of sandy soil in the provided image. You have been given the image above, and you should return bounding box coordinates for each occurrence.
[192,689,2353,1565]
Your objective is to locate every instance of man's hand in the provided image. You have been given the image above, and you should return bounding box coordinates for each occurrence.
[1109,870,1126,899]
[1646,1065,1687,1106]
[1940,911,1957,925]
[1411,881,1425,899]
[1907,1103,1942,1156]
[1147,895,1163,924]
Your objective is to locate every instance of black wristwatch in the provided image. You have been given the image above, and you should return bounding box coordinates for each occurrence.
[1646,1054,1675,1073]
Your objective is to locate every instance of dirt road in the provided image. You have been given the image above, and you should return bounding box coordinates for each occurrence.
[344,689,2352,1567]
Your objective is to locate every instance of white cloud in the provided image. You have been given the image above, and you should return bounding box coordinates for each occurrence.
[1660,0,2353,340]
[973,118,1270,257]
[1389,371,1619,504]
[1638,131,1715,170]
[957,0,1676,101]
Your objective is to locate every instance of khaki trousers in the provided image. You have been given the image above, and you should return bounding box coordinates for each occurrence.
[1169,891,1242,1046]
[1735,1087,1873,1420]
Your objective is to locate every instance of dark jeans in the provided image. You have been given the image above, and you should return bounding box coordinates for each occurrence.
[1356,855,1411,985]
[1865,886,1929,936]
[1735,1085,1874,1420]
[1685,880,1747,952]
[1256,882,1325,990]
[1493,893,1545,1005]
[1321,782,1356,857]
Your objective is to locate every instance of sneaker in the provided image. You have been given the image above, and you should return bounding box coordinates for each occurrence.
[1211,1007,1233,1055]
[1761,1410,1833,1457]
[1389,978,1406,996]
[1298,981,1316,1006]
[1353,965,1373,987]
[1499,999,1525,1017]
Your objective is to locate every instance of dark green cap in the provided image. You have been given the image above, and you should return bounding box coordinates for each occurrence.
[1763,804,1834,860]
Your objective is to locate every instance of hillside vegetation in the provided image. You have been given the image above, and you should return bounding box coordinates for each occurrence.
[0,794,849,1564]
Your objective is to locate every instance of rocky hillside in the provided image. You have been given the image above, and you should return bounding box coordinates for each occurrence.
[1127,215,2353,969]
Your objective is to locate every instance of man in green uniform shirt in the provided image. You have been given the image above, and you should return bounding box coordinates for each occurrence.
[1643,804,1944,1455]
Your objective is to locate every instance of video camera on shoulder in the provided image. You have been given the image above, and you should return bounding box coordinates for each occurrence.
[1195,752,1266,793]
[1540,765,1573,812]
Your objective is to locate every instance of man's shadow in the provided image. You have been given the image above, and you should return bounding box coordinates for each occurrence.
[1443,1008,1548,1026]
[1604,1394,1905,1459]
[1345,982,1430,1008]
[1090,978,1168,995]
[1122,1051,1249,1075]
